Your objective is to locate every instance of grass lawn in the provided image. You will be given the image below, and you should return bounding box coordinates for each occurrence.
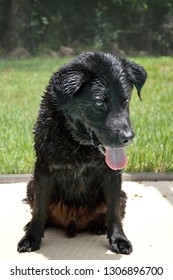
[0,56,173,174]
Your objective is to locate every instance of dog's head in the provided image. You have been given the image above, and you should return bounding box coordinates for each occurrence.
[51,52,147,170]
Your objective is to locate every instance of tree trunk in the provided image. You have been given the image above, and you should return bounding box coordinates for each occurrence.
[2,0,23,51]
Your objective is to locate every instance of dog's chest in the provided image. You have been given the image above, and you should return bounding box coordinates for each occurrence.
[51,162,105,207]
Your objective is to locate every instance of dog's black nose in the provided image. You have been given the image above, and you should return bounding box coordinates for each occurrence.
[119,131,135,145]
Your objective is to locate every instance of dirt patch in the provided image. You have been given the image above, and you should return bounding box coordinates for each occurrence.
[7,47,31,59]
[58,46,74,57]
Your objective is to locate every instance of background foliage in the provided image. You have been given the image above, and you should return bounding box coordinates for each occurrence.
[1,0,173,55]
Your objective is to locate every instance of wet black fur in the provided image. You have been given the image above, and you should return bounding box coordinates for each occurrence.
[17,52,147,254]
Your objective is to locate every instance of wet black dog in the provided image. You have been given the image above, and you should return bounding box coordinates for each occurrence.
[17,52,147,254]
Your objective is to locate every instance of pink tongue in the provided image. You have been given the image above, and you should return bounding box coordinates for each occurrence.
[105,147,128,170]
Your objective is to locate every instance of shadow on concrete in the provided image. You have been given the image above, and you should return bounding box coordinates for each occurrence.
[34,228,121,260]
[0,181,173,260]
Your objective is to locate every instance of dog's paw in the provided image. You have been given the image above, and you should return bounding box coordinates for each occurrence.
[90,225,107,235]
[17,234,41,253]
[66,221,77,238]
[109,236,133,255]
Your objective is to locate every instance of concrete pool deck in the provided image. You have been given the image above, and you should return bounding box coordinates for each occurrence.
[0,179,173,261]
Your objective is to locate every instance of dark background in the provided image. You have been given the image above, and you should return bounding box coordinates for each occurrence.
[1,0,173,56]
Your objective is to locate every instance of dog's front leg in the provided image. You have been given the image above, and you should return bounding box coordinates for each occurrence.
[104,171,133,255]
[17,167,51,252]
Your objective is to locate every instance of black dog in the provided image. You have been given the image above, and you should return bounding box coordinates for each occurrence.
[17,52,147,254]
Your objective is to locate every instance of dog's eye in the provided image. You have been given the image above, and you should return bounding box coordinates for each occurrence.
[123,99,129,107]
[95,100,104,108]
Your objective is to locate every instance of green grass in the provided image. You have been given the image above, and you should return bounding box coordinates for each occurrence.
[127,57,173,172]
[0,57,68,174]
[0,56,173,174]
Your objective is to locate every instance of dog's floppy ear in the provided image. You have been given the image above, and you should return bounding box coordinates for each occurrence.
[123,59,147,100]
[50,65,89,105]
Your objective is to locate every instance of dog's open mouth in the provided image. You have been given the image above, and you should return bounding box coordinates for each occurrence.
[105,146,128,170]
[89,129,128,171]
